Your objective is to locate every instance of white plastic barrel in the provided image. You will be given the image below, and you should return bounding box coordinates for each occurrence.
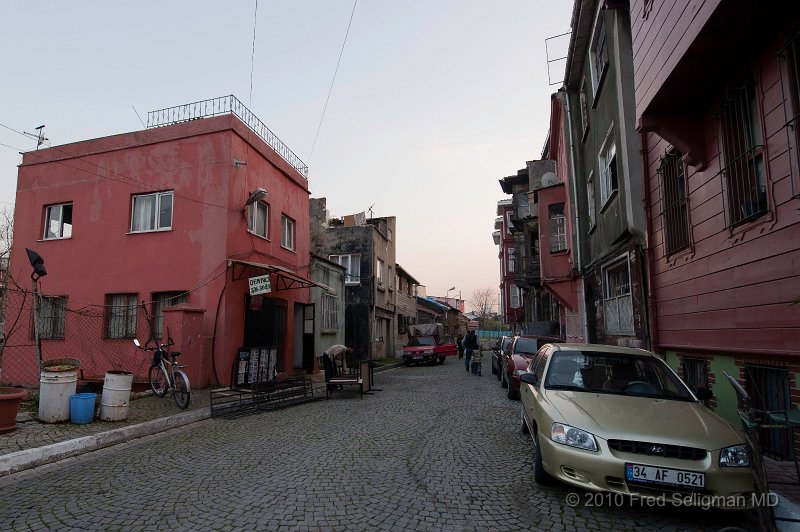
[99,371,133,421]
[38,369,78,423]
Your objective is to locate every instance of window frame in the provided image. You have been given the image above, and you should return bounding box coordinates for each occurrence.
[589,13,609,97]
[509,284,521,308]
[43,203,73,240]
[105,293,138,339]
[508,247,516,273]
[598,127,618,207]
[658,149,691,256]
[602,256,635,336]
[587,171,596,231]
[131,191,173,233]
[151,291,188,340]
[320,293,338,333]
[247,201,269,239]
[549,203,568,253]
[329,254,361,285]
[714,82,769,227]
[376,258,385,287]
[34,295,67,340]
[281,214,295,251]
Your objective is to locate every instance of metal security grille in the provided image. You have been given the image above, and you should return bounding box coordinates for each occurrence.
[745,365,793,459]
[657,150,690,255]
[105,294,138,339]
[714,84,768,227]
[549,203,567,252]
[603,260,634,336]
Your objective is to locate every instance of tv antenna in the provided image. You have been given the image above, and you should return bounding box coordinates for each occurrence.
[23,125,48,149]
[367,203,374,219]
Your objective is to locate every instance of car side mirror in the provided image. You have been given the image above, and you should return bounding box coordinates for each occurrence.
[695,387,713,401]
[519,373,538,386]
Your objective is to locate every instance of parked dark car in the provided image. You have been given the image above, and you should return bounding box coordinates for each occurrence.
[491,336,513,377]
[501,335,561,399]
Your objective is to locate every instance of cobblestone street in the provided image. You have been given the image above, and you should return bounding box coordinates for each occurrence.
[0,362,759,531]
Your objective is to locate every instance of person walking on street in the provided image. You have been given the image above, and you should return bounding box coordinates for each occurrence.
[456,333,465,359]
[463,330,479,372]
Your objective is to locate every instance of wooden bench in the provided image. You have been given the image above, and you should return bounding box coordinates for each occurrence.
[323,356,371,399]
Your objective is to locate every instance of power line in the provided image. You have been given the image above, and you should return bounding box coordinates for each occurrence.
[0,122,228,210]
[249,0,259,108]
[308,0,358,162]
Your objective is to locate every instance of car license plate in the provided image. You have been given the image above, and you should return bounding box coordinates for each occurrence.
[625,463,705,489]
[413,356,422,360]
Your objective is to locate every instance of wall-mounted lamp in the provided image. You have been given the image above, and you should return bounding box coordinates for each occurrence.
[233,158,247,168]
[245,188,268,206]
[26,248,47,281]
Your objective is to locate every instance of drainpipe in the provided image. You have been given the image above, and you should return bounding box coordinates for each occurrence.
[561,89,588,342]
[639,131,659,351]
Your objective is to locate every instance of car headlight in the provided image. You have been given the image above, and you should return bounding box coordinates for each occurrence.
[513,369,526,376]
[551,422,598,451]
[719,444,750,467]
[423,349,433,354]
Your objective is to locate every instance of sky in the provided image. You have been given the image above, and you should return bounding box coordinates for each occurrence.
[0,0,574,311]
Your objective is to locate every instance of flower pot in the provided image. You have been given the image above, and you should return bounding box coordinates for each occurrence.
[0,387,28,433]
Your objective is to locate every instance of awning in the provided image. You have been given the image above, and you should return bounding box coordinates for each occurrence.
[227,258,333,293]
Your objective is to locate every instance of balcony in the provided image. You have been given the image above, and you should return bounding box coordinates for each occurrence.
[514,255,541,286]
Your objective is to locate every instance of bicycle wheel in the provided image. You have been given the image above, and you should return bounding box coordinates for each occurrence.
[172,370,191,409]
[149,365,168,397]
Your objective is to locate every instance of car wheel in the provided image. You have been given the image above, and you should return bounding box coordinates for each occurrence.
[491,359,497,375]
[533,430,554,485]
[403,360,411,367]
[496,363,501,381]
[439,356,446,365]
[520,407,530,435]
[501,371,508,389]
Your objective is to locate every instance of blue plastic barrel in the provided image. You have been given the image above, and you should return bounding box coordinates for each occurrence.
[69,393,96,425]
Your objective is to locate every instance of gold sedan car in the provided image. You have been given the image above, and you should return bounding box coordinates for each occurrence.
[519,344,754,508]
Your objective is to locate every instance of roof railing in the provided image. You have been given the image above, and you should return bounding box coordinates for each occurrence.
[147,95,308,178]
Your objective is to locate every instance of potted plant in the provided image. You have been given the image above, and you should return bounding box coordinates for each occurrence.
[0,386,28,433]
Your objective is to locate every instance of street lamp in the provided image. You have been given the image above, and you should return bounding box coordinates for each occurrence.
[445,286,456,336]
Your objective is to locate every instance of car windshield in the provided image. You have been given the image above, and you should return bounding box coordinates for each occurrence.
[408,336,435,347]
[513,338,539,355]
[543,351,695,401]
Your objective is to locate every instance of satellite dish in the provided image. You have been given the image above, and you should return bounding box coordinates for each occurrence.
[541,172,559,187]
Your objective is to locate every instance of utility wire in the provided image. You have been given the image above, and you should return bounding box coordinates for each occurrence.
[0,124,228,210]
[308,0,358,162]
[249,0,259,108]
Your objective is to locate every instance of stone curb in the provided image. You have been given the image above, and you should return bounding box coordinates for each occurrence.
[0,407,210,478]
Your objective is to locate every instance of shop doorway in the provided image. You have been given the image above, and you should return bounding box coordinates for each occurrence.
[243,296,286,373]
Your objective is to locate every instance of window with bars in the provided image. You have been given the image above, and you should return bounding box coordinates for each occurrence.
[152,291,188,340]
[549,203,567,252]
[320,294,338,333]
[106,294,138,339]
[602,259,634,335]
[35,295,66,339]
[658,150,691,255]
[681,357,709,396]
[746,365,792,459]
[714,83,768,226]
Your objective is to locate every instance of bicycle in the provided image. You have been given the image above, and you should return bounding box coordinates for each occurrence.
[133,337,191,409]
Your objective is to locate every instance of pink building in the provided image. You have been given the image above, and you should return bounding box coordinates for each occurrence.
[632,1,800,430]
[4,96,324,388]
[494,199,522,325]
